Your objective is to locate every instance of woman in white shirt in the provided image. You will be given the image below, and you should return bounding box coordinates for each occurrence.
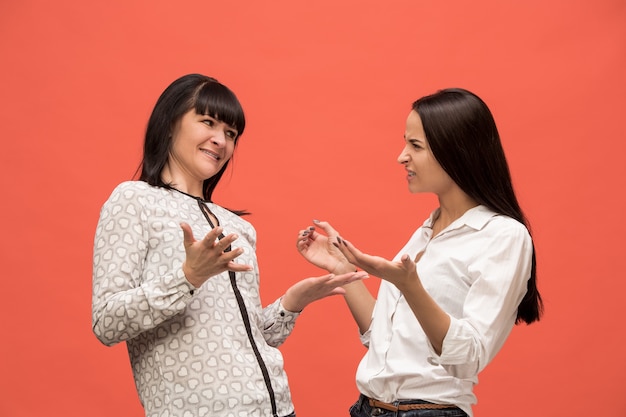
[296,88,543,417]
[92,73,366,417]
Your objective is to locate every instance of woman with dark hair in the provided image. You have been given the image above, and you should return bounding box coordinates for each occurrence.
[92,73,366,417]
[297,88,543,417]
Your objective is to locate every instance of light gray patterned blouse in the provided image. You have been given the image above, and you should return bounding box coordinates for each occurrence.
[92,181,299,417]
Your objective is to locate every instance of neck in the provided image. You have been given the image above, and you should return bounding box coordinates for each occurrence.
[434,191,478,233]
[161,166,204,199]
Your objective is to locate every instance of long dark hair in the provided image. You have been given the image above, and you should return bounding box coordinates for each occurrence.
[413,88,543,324]
[138,73,246,211]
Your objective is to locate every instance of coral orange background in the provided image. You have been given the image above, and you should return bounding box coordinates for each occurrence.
[1,1,625,416]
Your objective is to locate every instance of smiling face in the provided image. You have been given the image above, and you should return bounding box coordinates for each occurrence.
[164,109,239,195]
[397,110,455,196]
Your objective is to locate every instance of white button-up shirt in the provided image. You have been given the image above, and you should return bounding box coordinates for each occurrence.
[356,205,533,417]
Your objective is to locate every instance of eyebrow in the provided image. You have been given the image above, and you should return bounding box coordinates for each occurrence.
[405,136,424,143]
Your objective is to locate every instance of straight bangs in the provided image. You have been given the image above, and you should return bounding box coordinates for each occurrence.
[193,81,246,137]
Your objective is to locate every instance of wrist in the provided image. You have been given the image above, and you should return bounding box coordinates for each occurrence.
[281,292,303,313]
[182,264,202,288]
[331,263,357,275]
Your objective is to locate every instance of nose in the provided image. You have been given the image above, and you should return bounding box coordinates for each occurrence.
[397,146,409,164]
[211,130,227,147]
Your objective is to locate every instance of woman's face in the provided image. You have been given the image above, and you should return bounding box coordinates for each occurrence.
[167,109,238,186]
[397,110,454,195]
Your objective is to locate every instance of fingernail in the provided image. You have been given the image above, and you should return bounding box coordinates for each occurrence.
[313,219,320,224]
[303,231,309,236]
[332,242,339,248]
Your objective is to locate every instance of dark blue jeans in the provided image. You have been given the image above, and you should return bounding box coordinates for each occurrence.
[349,394,468,417]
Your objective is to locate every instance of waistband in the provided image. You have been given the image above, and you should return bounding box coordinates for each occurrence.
[365,395,459,412]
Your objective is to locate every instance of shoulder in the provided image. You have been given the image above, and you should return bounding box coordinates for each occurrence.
[100,181,164,217]
[461,206,531,247]
[481,213,532,253]
[104,181,164,204]
[108,181,153,197]
[487,213,530,239]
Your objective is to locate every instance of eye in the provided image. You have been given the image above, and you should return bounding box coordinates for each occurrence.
[409,140,422,150]
[202,118,214,127]
[225,129,238,140]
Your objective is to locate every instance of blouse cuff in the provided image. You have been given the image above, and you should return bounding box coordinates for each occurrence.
[277,298,301,322]
[176,267,199,298]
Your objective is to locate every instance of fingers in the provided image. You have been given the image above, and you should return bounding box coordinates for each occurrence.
[227,260,253,272]
[201,226,223,246]
[401,253,415,268]
[297,227,315,247]
[180,223,196,246]
[319,271,368,288]
[312,219,340,237]
[332,236,359,264]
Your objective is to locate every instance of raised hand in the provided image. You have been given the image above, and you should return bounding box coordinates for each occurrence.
[296,220,356,274]
[180,222,253,287]
[334,236,423,291]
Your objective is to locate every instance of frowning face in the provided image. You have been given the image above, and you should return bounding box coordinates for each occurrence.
[397,110,454,196]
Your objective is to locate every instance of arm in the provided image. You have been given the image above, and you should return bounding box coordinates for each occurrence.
[91,186,194,346]
[91,185,251,346]
[434,225,533,377]
[296,221,376,333]
[336,223,533,378]
[334,237,447,345]
[260,270,368,347]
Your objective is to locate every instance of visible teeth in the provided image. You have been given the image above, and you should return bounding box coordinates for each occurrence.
[202,150,219,159]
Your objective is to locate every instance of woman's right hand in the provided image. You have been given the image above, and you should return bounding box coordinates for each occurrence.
[180,223,253,287]
[296,220,355,274]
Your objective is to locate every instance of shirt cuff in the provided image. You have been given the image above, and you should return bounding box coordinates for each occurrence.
[426,316,472,365]
[278,299,301,321]
[176,267,198,297]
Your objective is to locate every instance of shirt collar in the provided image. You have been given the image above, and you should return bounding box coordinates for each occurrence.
[424,205,497,232]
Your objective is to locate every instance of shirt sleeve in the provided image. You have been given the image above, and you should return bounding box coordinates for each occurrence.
[91,185,196,347]
[426,223,533,379]
[260,298,300,347]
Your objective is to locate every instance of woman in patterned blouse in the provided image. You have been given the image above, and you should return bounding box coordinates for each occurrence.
[92,73,367,417]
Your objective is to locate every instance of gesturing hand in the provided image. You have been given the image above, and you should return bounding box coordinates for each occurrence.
[282,270,369,312]
[334,236,423,291]
[180,222,253,288]
[296,220,356,274]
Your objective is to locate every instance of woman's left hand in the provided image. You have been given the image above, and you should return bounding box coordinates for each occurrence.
[281,271,369,312]
[334,236,422,291]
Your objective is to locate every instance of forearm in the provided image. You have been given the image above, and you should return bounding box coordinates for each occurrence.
[327,262,375,333]
[398,279,450,355]
[343,281,376,334]
[92,269,195,346]
[260,298,300,347]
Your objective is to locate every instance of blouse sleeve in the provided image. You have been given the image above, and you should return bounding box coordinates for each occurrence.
[91,184,195,346]
[427,223,533,379]
[259,298,300,347]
